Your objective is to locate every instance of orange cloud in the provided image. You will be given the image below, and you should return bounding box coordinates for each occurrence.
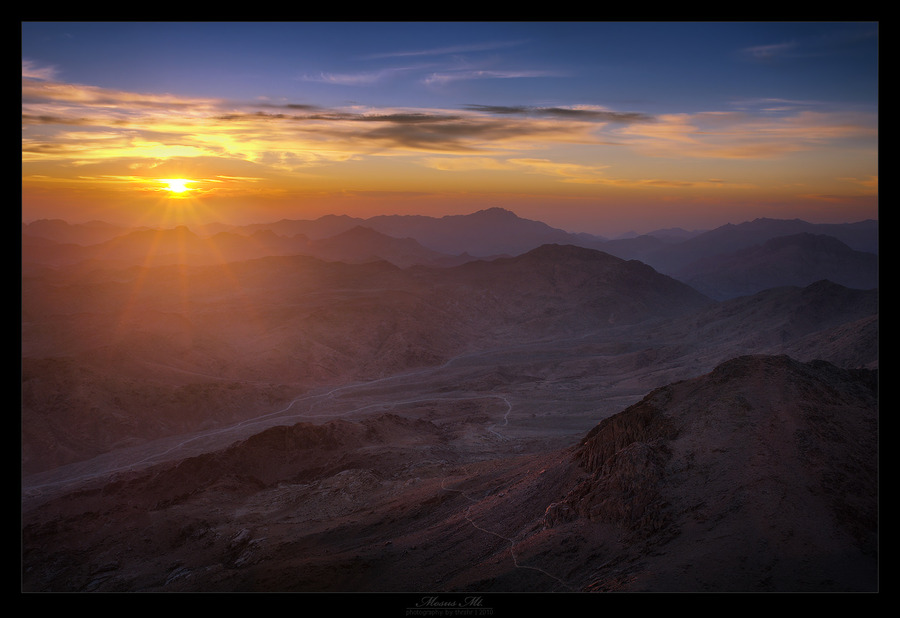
[22,73,878,229]
[616,110,876,160]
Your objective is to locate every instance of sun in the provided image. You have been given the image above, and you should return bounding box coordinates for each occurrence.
[159,178,194,195]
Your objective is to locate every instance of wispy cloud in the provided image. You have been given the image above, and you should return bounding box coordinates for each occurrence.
[304,66,567,90]
[22,77,221,114]
[421,155,751,190]
[23,76,873,164]
[21,71,878,202]
[616,110,876,159]
[728,97,823,113]
[421,155,617,185]
[22,59,58,81]
[741,41,798,61]
[837,175,878,193]
[423,69,565,87]
[361,40,528,60]
[22,75,627,163]
[464,105,654,124]
[300,66,421,86]
[739,24,877,63]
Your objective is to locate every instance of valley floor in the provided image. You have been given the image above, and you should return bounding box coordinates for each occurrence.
[22,328,701,592]
[22,326,879,593]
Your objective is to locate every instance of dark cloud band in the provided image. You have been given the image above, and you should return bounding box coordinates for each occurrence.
[464,105,654,124]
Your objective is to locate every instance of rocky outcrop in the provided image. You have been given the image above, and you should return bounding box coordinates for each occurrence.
[545,355,878,591]
[544,389,678,535]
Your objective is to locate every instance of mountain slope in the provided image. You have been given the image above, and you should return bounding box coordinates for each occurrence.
[21,244,711,474]
[546,354,878,591]
[675,233,878,300]
[217,207,606,257]
[23,255,876,478]
[22,219,137,245]
[365,207,604,256]
[639,279,878,369]
[423,244,713,334]
[22,252,875,478]
[608,218,878,275]
[304,225,450,267]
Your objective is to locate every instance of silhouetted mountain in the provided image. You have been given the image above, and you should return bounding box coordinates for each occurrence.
[218,208,606,257]
[675,233,878,300]
[25,212,876,277]
[646,279,878,368]
[22,219,137,245]
[644,226,706,241]
[401,244,714,345]
[234,214,368,240]
[547,354,877,591]
[600,227,707,262]
[304,225,450,267]
[595,234,670,262]
[21,233,84,271]
[603,218,878,274]
[363,207,604,256]
[22,223,458,270]
[25,225,213,267]
[716,217,878,252]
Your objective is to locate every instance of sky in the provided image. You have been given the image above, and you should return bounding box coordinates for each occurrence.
[21,21,878,236]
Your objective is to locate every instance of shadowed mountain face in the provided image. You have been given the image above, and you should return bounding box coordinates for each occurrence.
[674,233,879,300]
[21,211,878,593]
[550,355,877,591]
[632,218,878,273]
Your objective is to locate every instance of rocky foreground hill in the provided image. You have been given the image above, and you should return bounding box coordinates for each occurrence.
[548,354,877,591]
[21,354,877,592]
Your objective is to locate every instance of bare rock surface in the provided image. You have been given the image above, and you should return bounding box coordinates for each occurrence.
[22,354,877,592]
[554,355,877,591]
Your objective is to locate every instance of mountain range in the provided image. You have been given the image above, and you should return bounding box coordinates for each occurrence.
[23,208,878,299]
[21,208,878,593]
[674,232,879,300]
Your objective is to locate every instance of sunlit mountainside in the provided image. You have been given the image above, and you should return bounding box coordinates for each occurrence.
[21,208,878,593]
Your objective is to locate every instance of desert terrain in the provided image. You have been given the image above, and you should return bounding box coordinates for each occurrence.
[21,209,878,594]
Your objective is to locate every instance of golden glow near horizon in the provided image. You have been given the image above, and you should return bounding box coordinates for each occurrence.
[21,23,878,234]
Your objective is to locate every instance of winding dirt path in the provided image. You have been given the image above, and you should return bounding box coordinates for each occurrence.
[440,475,573,591]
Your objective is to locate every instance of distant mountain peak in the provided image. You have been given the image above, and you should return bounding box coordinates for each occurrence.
[334,224,387,237]
[521,243,613,261]
[472,207,519,217]
[762,232,849,251]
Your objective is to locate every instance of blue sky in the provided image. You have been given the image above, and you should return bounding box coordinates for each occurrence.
[22,22,878,234]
